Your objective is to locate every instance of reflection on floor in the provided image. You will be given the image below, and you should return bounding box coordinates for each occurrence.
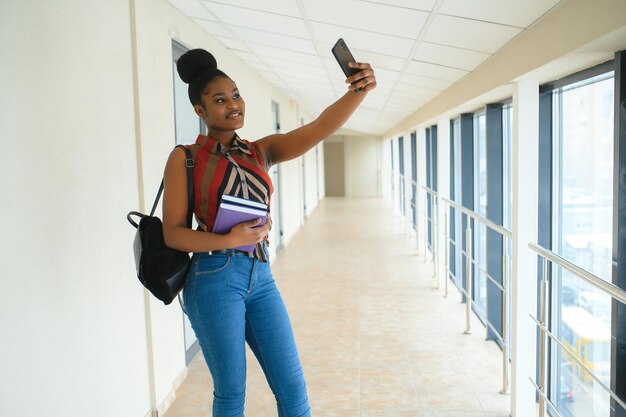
[164,198,511,417]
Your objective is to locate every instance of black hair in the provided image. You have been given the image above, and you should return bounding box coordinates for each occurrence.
[176,49,230,106]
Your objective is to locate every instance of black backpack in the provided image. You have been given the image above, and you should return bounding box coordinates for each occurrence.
[126,145,194,305]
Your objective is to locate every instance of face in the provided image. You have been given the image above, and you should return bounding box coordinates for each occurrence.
[195,76,245,132]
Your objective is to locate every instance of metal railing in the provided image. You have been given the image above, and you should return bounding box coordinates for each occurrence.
[388,170,512,395]
[441,196,512,395]
[422,187,439,279]
[410,179,418,247]
[529,243,626,417]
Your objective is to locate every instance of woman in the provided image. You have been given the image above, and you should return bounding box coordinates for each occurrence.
[163,48,376,417]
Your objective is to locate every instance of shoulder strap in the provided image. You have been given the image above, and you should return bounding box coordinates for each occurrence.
[177,145,195,228]
[148,145,195,228]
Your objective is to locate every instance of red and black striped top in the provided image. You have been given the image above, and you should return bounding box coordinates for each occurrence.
[188,134,273,261]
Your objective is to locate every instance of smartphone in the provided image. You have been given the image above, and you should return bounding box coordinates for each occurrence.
[331,38,362,91]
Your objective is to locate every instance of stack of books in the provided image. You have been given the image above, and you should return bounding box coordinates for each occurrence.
[212,194,268,252]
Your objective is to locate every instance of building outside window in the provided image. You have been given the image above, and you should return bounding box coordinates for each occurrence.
[552,72,614,417]
[451,118,462,287]
[473,112,487,316]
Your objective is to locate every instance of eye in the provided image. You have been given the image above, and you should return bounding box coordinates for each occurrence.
[215,98,225,104]
[233,93,241,100]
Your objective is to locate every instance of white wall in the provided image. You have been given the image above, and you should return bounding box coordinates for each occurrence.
[326,134,383,198]
[0,1,151,417]
[344,135,382,198]
[0,1,324,416]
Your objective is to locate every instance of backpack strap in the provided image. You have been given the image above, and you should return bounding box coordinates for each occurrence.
[147,145,194,227]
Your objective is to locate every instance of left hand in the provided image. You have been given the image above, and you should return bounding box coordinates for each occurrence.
[346,62,377,93]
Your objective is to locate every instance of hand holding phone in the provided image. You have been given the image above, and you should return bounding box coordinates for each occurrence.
[332,38,362,92]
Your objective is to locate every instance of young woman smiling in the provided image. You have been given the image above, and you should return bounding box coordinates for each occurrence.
[162,48,376,417]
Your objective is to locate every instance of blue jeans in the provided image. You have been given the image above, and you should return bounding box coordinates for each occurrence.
[183,250,311,417]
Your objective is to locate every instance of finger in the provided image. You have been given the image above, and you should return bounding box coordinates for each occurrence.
[348,75,376,91]
[345,68,374,85]
[361,79,377,92]
[243,217,263,227]
[348,62,371,70]
[259,222,272,234]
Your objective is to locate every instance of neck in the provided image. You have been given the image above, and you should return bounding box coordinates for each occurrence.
[207,130,236,147]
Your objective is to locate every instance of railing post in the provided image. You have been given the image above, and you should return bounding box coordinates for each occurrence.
[464,216,473,335]
[500,245,510,394]
[538,256,549,417]
[423,192,429,263]
[433,197,438,281]
[444,208,449,297]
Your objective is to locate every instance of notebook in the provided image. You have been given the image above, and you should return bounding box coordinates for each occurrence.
[212,195,268,252]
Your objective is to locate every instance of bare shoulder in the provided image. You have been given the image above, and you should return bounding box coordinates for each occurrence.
[165,146,187,172]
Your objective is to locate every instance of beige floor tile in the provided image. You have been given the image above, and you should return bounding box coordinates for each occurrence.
[163,199,510,417]
[361,410,423,417]
[421,411,485,417]
[417,385,484,413]
[360,383,421,411]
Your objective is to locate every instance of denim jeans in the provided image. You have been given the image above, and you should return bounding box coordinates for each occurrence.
[183,249,311,417]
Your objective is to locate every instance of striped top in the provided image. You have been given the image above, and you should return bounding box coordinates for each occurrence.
[188,134,273,262]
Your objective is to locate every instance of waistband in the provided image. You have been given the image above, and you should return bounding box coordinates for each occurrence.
[209,248,254,258]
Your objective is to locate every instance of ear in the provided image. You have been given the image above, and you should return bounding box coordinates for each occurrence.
[193,104,205,118]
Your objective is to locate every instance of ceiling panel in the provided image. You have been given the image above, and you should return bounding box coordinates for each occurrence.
[263,58,325,77]
[310,22,415,58]
[425,14,522,54]
[399,72,453,90]
[439,0,561,28]
[302,0,428,40]
[361,0,437,12]
[194,19,234,38]
[249,45,321,66]
[233,28,317,55]
[204,0,302,18]
[166,0,563,135]
[414,42,491,71]
[349,49,406,72]
[406,60,468,82]
[202,1,310,38]
[167,0,216,19]
[214,37,251,52]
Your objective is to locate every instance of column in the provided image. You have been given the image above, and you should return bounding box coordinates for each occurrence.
[510,79,540,417]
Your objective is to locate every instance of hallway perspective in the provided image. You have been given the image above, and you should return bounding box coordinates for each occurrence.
[164,198,510,417]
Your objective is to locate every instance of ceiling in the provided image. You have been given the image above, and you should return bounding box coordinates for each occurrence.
[167,0,562,135]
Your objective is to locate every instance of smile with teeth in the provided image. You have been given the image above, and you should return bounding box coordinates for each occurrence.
[226,111,242,119]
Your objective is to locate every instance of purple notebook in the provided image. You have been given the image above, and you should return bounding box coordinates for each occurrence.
[212,197,268,252]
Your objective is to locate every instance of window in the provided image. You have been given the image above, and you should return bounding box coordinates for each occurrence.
[411,132,417,228]
[426,126,438,251]
[473,112,487,314]
[502,103,513,357]
[450,118,462,287]
[552,71,614,417]
[172,42,204,145]
[399,136,405,215]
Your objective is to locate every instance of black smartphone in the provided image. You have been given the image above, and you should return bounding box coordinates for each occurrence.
[331,38,361,91]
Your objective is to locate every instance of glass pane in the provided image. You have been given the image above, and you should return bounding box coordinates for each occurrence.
[553,73,614,417]
[503,104,513,231]
[502,104,513,356]
[474,113,487,313]
[173,61,202,145]
[452,119,462,286]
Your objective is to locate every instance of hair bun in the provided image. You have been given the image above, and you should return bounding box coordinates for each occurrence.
[177,49,218,84]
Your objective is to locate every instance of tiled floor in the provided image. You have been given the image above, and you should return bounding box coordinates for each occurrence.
[164,198,511,417]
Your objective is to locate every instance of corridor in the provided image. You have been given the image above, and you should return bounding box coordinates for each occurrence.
[164,198,510,417]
